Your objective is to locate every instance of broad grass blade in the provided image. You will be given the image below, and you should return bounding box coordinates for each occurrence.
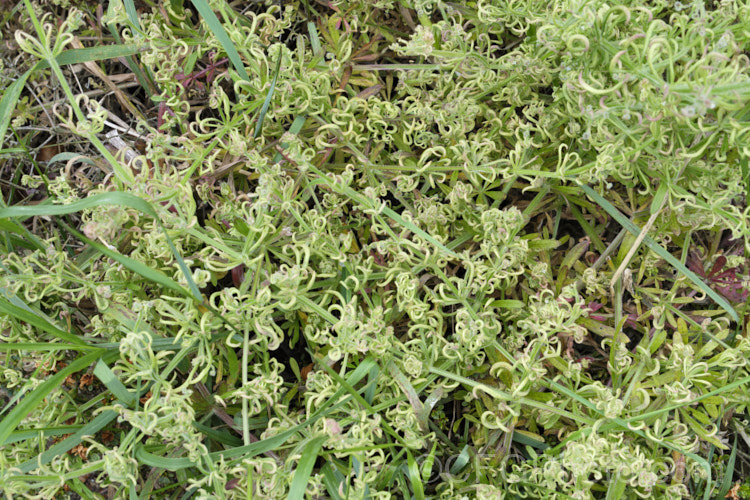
[190,0,249,81]
[0,297,89,346]
[0,350,111,446]
[17,410,118,473]
[93,359,137,407]
[288,436,328,500]
[0,69,32,147]
[578,183,739,322]
[0,192,202,301]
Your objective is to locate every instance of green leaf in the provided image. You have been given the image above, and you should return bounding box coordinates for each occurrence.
[296,295,339,325]
[253,44,283,139]
[93,359,137,407]
[47,152,98,166]
[422,386,445,429]
[717,436,738,498]
[364,363,380,405]
[578,182,739,323]
[320,463,345,500]
[547,376,715,500]
[568,203,607,254]
[193,421,243,447]
[53,44,146,67]
[650,181,669,215]
[420,441,438,484]
[122,0,142,31]
[679,408,728,450]
[135,446,194,470]
[0,343,93,352]
[3,425,81,445]
[0,69,33,148]
[67,223,192,300]
[512,429,549,450]
[17,409,118,473]
[387,361,428,430]
[274,115,307,163]
[190,0,249,81]
[0,192,202,301]
[741,155,749,202]
[605,474,627,500]
[526,238,563,251]
[489,299,525,309]
[0,350,108,447]
[429,366,595,425]
[288,436,328,500]
[406,449,425,500]
[449,445,470,475]
[307,22,323,56]
[561,239,590,270]
[66,476,100,500]
[136,358,377,469]
[0,296,90,346]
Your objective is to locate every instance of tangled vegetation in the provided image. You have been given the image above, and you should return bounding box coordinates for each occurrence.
[1,0,749,498]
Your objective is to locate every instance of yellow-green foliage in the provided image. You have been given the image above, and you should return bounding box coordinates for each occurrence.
[0,0,749,499]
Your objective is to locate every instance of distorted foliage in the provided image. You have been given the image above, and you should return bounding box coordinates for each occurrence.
[1,0,749,498]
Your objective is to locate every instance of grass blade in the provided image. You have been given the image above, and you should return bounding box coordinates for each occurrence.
[0,69,33,148]
[716,435,738,498]
[512,429,549,450]
[17,409,118,473]
[0,296,90,346]
[307,22,323,56]
[190,0,249,81]
[406,449,426,500]
[0,219,47,250]
[93,359,137,407]
[135,446,194,470]
[321,462,345,500]
[429,366,595,425]
[0,342,94,352]
[273,115,307,163]
[64,223,193,300]
[288,436,328,500]
[0,350,107,446]
[253,46,282,139]
[65,476,100,500]
[546,376,714,500]
[192,422,243,447]
[3,425,81,446]
[136,358,378,470]
[54,44,146,67]
[0,192,202,301]
[741,155,749,203]
[605,474,627,500]
[122,0,142,31]
[578,182,739,322]
[387,361,426,430]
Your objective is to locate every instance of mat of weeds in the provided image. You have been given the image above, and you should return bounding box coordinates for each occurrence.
[1,0,749,498]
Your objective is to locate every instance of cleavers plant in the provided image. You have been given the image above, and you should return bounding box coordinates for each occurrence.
[0,0,749,498]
